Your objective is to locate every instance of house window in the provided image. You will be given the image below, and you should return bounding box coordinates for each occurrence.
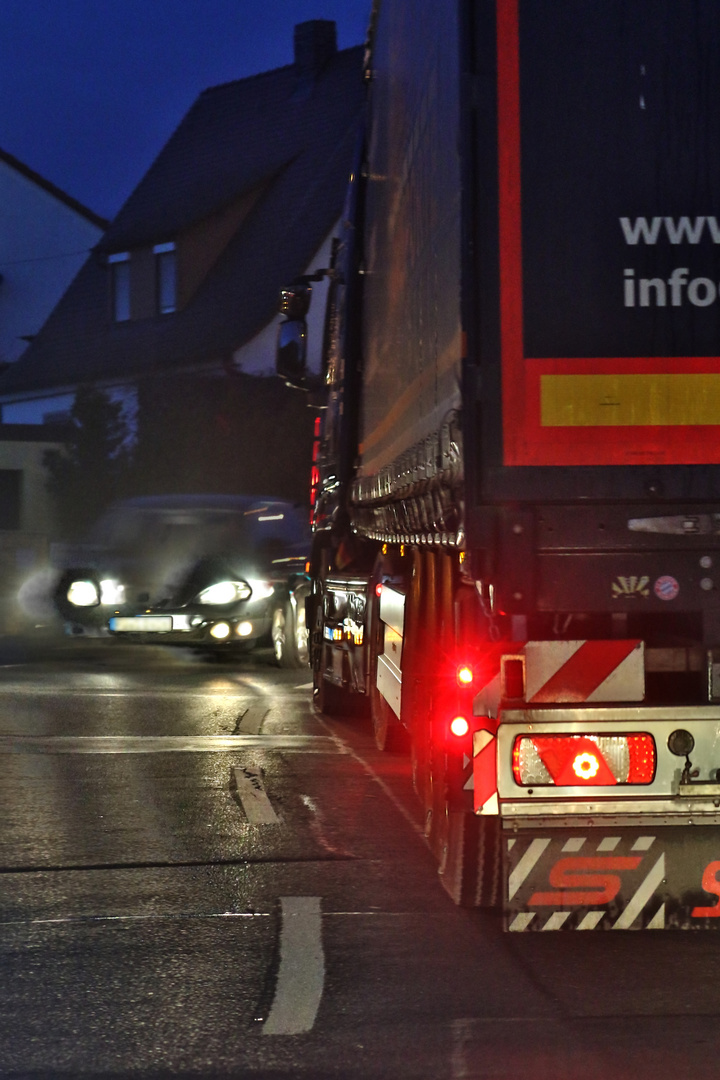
[154,242,176,314]
[108,252,130,322]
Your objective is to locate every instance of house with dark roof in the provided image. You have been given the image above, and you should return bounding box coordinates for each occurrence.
[0,20,366,507]
[0,147,106,374]
[0,149,106,593]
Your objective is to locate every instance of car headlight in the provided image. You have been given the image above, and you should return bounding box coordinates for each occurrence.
[100,579,125,605]
[67,579,100,607]
[246,579,275,601]
[196,580,251,605]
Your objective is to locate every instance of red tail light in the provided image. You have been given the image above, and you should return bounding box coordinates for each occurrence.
[457,664,474,686]
[512,733,656,786]
[450,715,470,738]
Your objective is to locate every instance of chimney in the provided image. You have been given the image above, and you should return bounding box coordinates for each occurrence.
[294,20,337,79]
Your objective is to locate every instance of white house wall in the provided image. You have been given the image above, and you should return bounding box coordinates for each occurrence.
[0,157,103,365]
[0,438,63,534]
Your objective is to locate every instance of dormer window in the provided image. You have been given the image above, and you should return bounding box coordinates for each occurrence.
[108,252,130,322]
[154,242,176,314]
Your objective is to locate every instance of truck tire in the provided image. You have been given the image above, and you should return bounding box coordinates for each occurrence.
[314,673,348,715]
[415,551,501,907]
[403,550,433,802]
[272,598,309,669]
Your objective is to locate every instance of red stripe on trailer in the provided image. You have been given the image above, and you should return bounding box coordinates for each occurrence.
[528,639,642,703]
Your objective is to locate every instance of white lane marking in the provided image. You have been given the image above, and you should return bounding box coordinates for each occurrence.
[236,707,268,735]
[233,766,280,824]
[2,912,270,928]
[295,682,314,690]
[0,735,345,755]
[300,794,352,857]
[612,853,665,930]
[263,897,324,1035]
[507,838,550,901]
[0,689,255,697]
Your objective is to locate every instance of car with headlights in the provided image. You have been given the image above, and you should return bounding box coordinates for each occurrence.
[53,494,311,667]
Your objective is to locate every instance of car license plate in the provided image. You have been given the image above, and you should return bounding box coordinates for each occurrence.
[109,616,174,633]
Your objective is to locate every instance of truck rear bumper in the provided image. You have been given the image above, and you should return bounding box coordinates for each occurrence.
[504,824,720,930]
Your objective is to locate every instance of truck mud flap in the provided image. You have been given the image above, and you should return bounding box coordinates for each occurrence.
[505,828,720,931]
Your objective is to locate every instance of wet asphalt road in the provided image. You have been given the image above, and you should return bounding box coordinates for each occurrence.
[2,635,720,1079]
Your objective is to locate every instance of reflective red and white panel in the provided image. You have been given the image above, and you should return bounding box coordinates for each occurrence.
[505,828,720,931]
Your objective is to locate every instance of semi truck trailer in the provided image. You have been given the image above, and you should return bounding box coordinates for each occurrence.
[278,0,720,930]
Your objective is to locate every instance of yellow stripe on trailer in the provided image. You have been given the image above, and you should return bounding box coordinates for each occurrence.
[540,372,720,427]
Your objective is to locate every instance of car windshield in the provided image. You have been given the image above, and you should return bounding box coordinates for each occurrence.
[89,503,308,565]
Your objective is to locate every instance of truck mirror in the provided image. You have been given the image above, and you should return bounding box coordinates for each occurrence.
[276,319,308,387]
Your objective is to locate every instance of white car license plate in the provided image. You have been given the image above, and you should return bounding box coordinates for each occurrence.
[109,615,174,633]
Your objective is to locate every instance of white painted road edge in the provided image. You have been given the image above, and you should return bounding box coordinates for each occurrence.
[263,896,325,1036]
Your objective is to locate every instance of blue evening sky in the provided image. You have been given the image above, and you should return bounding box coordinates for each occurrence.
[0,0,371,220]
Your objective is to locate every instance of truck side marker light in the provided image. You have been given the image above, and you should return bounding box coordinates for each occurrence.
[668,729,694,757]
[457,664,474,686]
[450,715,470,738]
[375,583,383,597]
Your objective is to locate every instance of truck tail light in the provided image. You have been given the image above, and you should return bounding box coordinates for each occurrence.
[456,663,474,686]
[512,734,656,786]
[450,715,470,738]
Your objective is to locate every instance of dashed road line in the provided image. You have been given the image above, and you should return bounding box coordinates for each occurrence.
[233,766,280,824]
[263,896,324,1035]
[235,706,269,735]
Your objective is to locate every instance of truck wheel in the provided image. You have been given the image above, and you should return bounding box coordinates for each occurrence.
[272,599,309,669]
[313,657,367,717]
[437,810,502,908]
